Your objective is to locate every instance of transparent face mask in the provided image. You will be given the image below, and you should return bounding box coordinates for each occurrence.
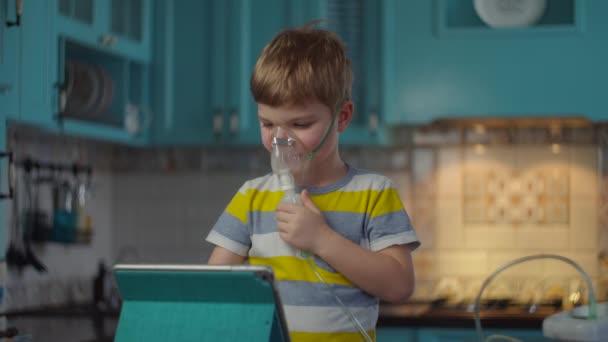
[269,100,343,187]
[270,126,307,187]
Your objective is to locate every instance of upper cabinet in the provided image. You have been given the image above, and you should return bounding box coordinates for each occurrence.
[0,0,20,119]
[56,0,152,63]
[6,0,153,145]
[321,0,387,145]
[383,0,608,124]
[151,0,321,146]
[151,0,389,146]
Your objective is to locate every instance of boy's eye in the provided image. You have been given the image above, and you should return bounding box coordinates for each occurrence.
[293,122,312,128]
[260,122,273,128]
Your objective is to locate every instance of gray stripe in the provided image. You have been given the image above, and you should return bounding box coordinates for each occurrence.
[211,211,251,246]
[368,210,414,241]
[277,280,378,308]
[251,211,369,240]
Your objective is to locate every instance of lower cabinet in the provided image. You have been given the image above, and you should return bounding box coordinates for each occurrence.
[377,327,417,342]
[377,327,553,342]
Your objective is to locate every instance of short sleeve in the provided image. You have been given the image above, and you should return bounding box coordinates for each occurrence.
[205,182,252,256]
[366,179,420,252]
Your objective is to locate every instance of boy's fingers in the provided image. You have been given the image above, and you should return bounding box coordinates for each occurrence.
[300,189,320,213]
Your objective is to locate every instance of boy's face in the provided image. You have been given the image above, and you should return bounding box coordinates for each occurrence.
[258,100,337,163]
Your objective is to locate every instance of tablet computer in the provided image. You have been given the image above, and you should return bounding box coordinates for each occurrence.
[113,264,290,342]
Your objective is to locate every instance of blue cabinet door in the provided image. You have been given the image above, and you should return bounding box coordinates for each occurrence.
[0,0,20,119]
[150,0,215,145]
[417,327,553,342]
[8,0,150,145]
[377,327,417,342]
[18,0,58,127]
[227,0,293,145]
[152,0,303,146]
[303,0,388,146]
[55,0,152,62]
[0,106,7,260]
[382,0,608,124]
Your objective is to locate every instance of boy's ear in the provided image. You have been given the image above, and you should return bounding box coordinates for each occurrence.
[337,101,354,132]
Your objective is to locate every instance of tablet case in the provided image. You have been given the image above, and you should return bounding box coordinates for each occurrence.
[113,264,290,342]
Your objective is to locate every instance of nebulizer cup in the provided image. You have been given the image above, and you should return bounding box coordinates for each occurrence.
[271,126,306,204]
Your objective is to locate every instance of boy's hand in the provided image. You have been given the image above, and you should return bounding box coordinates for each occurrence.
[275,189,331,254]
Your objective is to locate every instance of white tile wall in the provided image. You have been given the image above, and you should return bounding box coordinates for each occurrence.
[111,171,246,264]
[429,143,602,300]
[5,172,114,311]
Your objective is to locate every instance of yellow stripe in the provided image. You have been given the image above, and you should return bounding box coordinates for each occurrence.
[228,187,404,223]
[225,191,250,224]
[250,189,284,212]
[290,330,376,342]
[225,189,284,224]
[311,188,404,218]
[249,257,354,287]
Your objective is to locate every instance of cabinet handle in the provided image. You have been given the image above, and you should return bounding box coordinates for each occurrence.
[0,152,14,200]
[229,111,239,134]
[369,111,379,134]
[213,112,223,135]
[0,83,12,94]
[99,34,117,47]
[6,0,22,27]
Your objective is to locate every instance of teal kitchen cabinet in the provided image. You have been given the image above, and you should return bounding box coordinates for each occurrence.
[151,0,320,146]
[55,0,153,63]
[16,0,56,127]
[377,327,552,342]
[0,0,20,120]
[151,0,388,146]
[416,327,552,342]
[149,0,214,145]
[321,0,389,146]
[382,0,608,124]
[11,0,151,145]
[377,327,417,341]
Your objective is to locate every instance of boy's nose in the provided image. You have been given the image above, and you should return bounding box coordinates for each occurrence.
[274,126,289,139]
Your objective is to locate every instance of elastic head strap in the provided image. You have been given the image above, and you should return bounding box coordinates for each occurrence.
[306,100,343,160]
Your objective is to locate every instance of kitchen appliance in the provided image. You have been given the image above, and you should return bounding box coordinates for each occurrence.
[473,254,607,342]
[543,302,608,341]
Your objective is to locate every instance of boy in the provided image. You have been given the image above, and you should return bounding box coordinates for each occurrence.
[206,23,419,341]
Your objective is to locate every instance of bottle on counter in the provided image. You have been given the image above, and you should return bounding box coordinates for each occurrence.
[93,261,110,310]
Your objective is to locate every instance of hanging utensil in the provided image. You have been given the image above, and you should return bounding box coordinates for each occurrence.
[6,167,27,272]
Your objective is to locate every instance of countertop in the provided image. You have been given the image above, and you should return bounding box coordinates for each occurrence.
[4,305,119,342]
[2,302,559,340]
[378,302,561,329]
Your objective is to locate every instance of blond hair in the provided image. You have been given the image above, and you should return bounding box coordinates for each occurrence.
[250,22,352,111]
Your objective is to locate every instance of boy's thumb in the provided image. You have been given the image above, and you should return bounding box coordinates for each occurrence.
[300,189,320,213]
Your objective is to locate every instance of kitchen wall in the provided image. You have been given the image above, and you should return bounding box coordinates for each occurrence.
[5,124,608,311]
[402,126,608,306]
[5,125,116,311]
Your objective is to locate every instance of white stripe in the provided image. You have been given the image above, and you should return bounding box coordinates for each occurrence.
[242,174,282,192]
[370,231,419,252]
[206,230,250,256]
[250,232,297,258]
[283,304,378,333]
[239,172,395,193]
[339,173,393,192]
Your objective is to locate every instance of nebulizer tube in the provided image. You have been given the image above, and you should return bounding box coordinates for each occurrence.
[474,254,597,342]
[271,127,372,342]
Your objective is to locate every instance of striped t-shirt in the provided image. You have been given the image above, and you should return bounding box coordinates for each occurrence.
[206,166,419,342]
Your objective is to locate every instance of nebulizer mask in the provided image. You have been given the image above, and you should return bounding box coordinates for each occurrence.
[270,126,305,205]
